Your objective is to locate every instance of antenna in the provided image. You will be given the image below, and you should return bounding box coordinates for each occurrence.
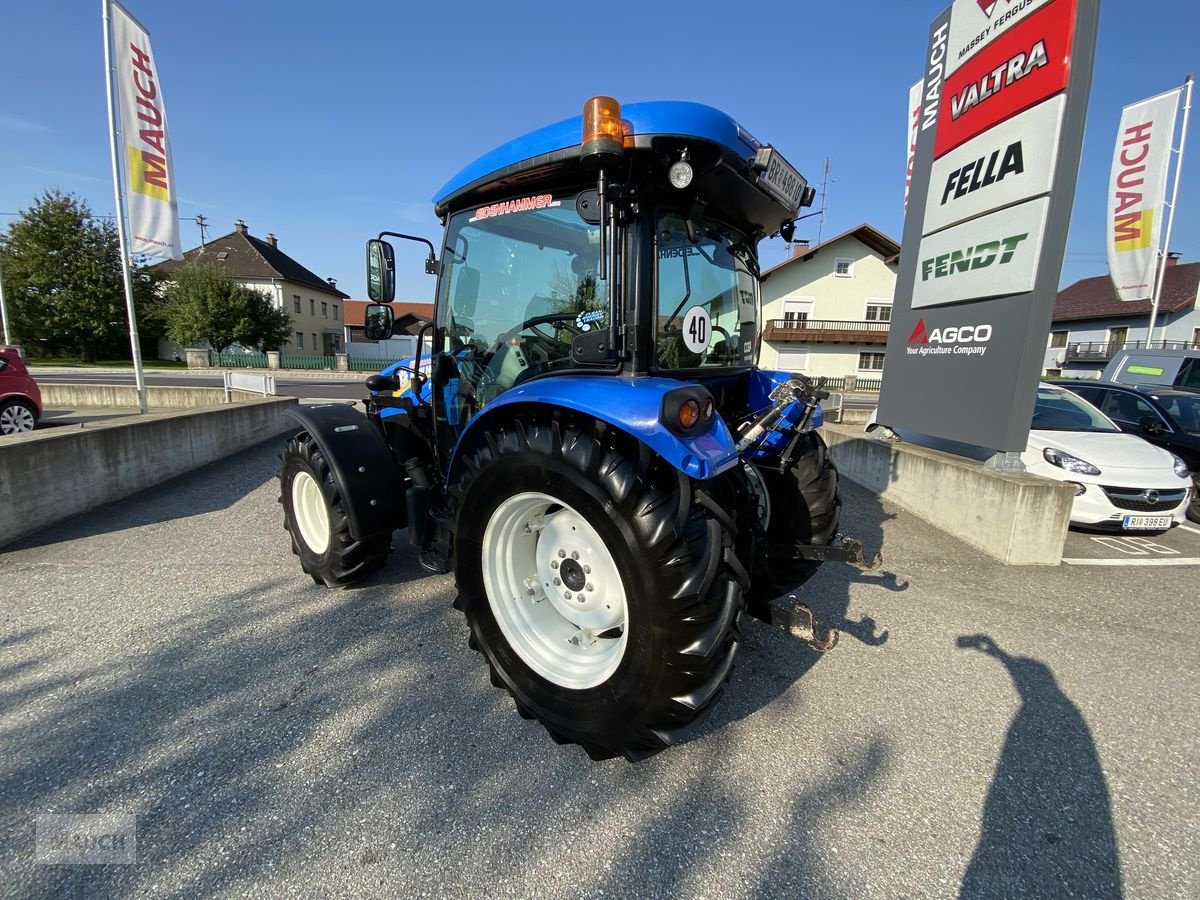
[816,157,833,245]
[194,213,209,246]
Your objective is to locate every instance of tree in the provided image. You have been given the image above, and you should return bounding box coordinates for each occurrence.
[0,191,160,360]
[163,263,292,353]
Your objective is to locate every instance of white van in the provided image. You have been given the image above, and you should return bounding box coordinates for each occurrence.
[1101,348,1200,392]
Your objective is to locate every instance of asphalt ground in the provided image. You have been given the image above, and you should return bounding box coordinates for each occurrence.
[1,441,1197,898]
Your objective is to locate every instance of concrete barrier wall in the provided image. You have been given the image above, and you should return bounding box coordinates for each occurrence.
[0,397,297,548]
[821,424,1075,565]
[39,383,251,409]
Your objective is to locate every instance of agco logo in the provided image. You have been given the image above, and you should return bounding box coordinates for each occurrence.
[907,318,992,358]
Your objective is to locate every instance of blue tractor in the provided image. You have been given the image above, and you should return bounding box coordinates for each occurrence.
[279,97,865,760]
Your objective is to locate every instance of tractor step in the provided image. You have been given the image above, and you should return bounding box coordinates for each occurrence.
[768,595,839,652]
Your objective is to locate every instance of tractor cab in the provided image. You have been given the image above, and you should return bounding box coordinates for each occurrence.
[279,97,861,763]
[364,97,816,465]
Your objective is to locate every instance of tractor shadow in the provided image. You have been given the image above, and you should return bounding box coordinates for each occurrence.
[699,476,903,738]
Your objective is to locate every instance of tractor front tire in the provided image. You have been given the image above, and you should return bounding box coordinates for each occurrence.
[452,415,745,761]
[279,432,392,587]
[748,431,842,615]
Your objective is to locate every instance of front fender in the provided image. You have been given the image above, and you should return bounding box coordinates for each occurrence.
[447,376,739,483]
[285,404,405,540]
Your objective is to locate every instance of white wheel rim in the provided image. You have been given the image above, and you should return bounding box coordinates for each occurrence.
[291,470,331,554]
[482,491,629,690]
[0,405,35,434]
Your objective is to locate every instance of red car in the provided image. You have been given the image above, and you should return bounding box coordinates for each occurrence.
[0,347,43,435]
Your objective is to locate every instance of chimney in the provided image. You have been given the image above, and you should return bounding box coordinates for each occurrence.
[266,233,277,248]
[327,277,337,288]
[790,239,811,259]
[234,219,248,235]
[1167,251,1181,267]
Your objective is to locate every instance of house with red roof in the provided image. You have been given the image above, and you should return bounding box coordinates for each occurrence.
[759,224,900,383]
[155,219,350,357]
[1044,255,1200,378]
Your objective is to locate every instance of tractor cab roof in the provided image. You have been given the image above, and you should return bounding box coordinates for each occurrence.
[432,101,806,238]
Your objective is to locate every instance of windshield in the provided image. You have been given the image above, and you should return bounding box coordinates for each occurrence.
[1031,387,1119,433]
[1157,393,1200,434]
[655,211,757,369]
[436,194,611,430]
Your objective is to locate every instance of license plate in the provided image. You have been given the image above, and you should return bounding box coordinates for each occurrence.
[755,147,808,212]
[1122,515,1172,530]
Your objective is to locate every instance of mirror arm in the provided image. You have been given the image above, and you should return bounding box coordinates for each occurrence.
[410,320,435,406]
[378,231,441,276]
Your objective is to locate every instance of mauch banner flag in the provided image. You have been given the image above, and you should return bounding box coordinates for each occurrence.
[905,79,923,209]
[1108,88,1181,301]
[110,1,182,260]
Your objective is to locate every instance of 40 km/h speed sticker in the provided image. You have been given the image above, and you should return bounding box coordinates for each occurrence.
[682,307,711,354]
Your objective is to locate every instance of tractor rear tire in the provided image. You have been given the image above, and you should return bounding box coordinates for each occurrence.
[279,431,392,587]
[451,415,745,761]
[748,431,841,616]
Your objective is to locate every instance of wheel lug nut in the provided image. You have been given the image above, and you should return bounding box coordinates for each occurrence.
[550,560,558,569]
[563,591,572,600]
[571,551,579,560]
[577,597,585,603]
[586,583,594,592]
[558,549,566,558]
[583,565,591,574]
[553,577,561,586]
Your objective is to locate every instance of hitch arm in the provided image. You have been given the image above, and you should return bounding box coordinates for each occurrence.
[769,536,883,570]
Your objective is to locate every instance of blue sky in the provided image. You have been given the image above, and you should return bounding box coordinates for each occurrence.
[1,0,1196,302]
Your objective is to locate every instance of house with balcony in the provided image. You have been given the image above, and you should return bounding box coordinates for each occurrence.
[1043,255,1200,379]
[759,223,899,387]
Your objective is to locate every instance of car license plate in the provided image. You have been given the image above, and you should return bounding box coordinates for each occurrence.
[1122,515,1172,530]
[755,147,807,212]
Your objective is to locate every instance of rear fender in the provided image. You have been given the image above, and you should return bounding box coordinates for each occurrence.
[446,375,738,485]
[286,404,406,540]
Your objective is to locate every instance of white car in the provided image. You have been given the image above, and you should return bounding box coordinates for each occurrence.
[1024,384,1191,532]
[865,385,1192,533]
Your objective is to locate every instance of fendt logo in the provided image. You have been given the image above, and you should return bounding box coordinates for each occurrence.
[906,318,993,358]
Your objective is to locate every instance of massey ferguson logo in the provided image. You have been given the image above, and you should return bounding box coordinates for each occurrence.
[907,318,992,358]
[977,0,999,16]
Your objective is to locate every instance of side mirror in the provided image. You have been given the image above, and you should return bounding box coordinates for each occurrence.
[1139,417,1166,436]
[364,303,395,341]
[454,266,480,318]
[366,239,396,303]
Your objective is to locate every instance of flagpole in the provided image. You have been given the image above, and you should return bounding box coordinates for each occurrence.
[1148,73,1194,346]
[0,261,12,346]
[102,0,148,414]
